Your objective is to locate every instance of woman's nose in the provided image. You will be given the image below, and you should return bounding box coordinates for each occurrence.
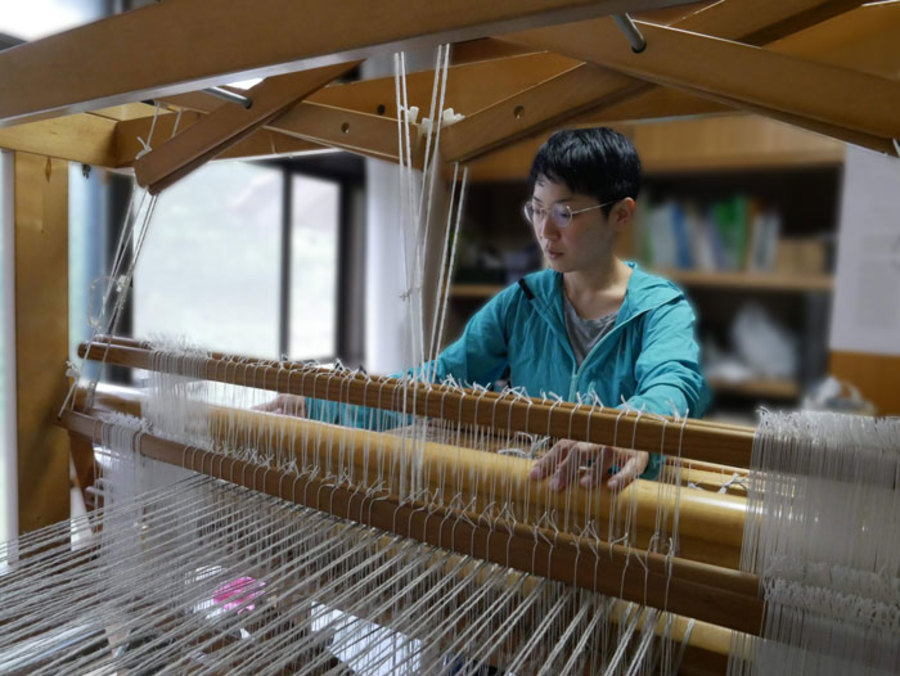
[537,214,559,239]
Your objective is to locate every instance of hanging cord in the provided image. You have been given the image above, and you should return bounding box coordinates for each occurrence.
[429,165,469,379]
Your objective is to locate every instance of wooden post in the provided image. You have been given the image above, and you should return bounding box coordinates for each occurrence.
[14,152,69,533]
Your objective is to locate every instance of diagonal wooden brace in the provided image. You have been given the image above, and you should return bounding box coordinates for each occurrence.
[133,60,361,194]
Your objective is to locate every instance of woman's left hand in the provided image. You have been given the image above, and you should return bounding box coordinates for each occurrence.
[529,440,648,491]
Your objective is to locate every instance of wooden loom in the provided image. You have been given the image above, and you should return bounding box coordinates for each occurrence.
[1,1,898,673]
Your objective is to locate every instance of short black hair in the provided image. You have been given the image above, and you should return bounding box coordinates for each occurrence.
[528,128,641,215]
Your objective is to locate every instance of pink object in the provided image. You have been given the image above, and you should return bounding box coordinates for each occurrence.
[213,576,265,614]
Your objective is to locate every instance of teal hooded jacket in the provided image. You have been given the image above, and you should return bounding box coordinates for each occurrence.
[428,263,710,478]
[310,263,709,479]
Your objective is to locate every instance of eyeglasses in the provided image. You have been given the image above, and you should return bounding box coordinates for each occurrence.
[522,200,614,229]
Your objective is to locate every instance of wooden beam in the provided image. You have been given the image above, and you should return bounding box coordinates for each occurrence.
[87,103,160,122]
[438,0,871,166]
[0,0,691,127]
[0,114,117,166]
[117,102,407,168]
[133,61,359,194]
[14,152,70,533]
[766,2,900,81]
[164,51,581,126]
[574,86,729,124]
[311,51,580,118]
[271,102,411,164]
[676,88,897,155]
[575,0,872,125]
[448,38,540,65]
[441,64,640,163]
[507,18,900,142]
[115,112,325,167]
[670,0,865,45]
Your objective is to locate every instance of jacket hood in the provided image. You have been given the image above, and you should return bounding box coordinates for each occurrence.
[520,262,683,332]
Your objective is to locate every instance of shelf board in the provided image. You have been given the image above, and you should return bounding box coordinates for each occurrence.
[450,283,506,298]
[708,377,800,399]
[653,269,834,292]
[450,270,834,298]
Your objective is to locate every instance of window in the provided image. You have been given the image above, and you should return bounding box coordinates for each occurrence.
[133,160,344,362]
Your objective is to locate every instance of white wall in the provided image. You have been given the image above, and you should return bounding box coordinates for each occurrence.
[362,50,452,375]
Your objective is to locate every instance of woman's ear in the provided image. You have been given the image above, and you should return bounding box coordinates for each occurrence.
[609,197,636,232]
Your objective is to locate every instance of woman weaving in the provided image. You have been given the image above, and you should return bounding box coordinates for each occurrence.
[266,127,710,491]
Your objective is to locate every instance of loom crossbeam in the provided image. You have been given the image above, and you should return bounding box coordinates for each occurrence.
[79,336,758,467]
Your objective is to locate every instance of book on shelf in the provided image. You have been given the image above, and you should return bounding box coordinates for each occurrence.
[638,196,785,275]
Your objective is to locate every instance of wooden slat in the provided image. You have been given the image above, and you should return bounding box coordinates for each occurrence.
[267,102,411,163]
[441,64,642,163]
[309,51,581,119]
[129,52,583,168]
[0,114,117,166]
[115,111,325,168]
[574,86,729,124]
[670,0,865,45]
[122,102,412,167]
[78,338,757,467]
[507,18,900,142]
[133,62,359,194]
[766,2,900,80]
[87,103,160,121]
[656,267,835,292]
[156,51,582,147]
[14,153,70,533]
[448,37,541,65]
[0,0,689,127]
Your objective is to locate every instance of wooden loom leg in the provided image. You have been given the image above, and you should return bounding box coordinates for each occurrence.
[13,152,70,533]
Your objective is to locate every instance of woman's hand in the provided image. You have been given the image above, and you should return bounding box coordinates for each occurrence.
[253,393,306,417]
[529,440,648,491]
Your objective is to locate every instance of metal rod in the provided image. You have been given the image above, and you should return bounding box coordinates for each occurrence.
[202,86,253,109]
[613,14,646,53]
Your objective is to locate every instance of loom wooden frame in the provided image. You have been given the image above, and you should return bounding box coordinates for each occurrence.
[132,61,362,194]
[2,1,898,669]
[60,407,764,636]
[0,0,690,127]
[0,0,895,173]
[79,336,757,467]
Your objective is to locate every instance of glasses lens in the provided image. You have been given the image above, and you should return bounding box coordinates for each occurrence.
[551,204,572,228]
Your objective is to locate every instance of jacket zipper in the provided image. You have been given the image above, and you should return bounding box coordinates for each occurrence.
[521,274,675,401]
[566,304,666,401]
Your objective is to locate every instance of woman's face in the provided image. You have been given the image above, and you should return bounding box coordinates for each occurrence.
[528,176,619,274]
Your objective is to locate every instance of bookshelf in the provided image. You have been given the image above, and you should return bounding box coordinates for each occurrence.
[651,270,833,293]
[707,377,800,399]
